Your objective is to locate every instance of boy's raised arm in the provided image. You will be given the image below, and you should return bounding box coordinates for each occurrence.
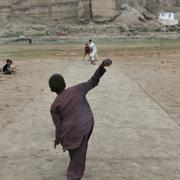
[80,59,112,94]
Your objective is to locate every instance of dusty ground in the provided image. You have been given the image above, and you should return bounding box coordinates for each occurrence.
[0,40,180,180]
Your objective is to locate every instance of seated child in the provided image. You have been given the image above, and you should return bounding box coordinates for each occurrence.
[3,59,16,74]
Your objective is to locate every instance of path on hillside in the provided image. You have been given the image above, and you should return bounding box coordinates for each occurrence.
[0,59,180,180]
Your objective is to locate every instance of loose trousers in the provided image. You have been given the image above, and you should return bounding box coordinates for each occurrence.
[67,127,93,180]
[3,70,12,74]
[90,51,97,61]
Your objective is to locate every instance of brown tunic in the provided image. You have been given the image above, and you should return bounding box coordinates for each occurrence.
[84,46,90,55]
[50,63,106,151]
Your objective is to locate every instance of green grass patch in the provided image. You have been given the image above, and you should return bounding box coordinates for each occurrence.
[0,38,180,59]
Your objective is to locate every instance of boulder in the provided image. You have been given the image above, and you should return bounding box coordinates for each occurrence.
[143,11,156,20]
[78,0,91,24]
[91,0,120,23]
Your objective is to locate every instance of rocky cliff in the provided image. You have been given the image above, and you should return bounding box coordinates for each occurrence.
[1,0,180,37]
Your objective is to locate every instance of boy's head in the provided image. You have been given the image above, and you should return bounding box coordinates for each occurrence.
[6,59,12,65]
[89,39,92,43]
[49,74,66,94]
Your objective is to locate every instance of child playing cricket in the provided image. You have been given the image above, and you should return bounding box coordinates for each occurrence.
[84,43,90,61]
[89,39,97,65]
[49,59,112,180]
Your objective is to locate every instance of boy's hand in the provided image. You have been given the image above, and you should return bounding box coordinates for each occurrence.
[54,139,60,149]
[102,59,112,67]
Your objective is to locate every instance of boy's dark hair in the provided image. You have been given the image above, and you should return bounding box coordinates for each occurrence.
[49,74,66,94]
[89,39,92,42]
[6,59,12,63]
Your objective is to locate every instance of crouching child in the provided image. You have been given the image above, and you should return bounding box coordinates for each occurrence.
[3,59,16,74]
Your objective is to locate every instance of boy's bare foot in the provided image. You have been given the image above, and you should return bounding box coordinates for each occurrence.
[90,61,96,65]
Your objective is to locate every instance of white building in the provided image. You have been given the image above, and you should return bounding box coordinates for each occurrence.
[159,12,178,26]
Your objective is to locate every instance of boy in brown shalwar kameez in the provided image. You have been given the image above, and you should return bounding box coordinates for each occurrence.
[49,59,112,180]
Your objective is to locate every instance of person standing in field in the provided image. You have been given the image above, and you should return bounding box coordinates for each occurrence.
[89,39,97,65]
[83,43,91,61]
[49,59,112,180]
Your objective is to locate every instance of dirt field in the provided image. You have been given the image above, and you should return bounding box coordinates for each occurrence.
[0,39,180,180]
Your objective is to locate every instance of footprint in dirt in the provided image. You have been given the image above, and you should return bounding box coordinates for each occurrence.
[0,156,8,159]
[5,104,10,107]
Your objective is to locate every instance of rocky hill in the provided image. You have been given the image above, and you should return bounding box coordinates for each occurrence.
[1,0,180,37]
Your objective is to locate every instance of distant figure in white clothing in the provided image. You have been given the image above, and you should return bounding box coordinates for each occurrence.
[89,39,97,65]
